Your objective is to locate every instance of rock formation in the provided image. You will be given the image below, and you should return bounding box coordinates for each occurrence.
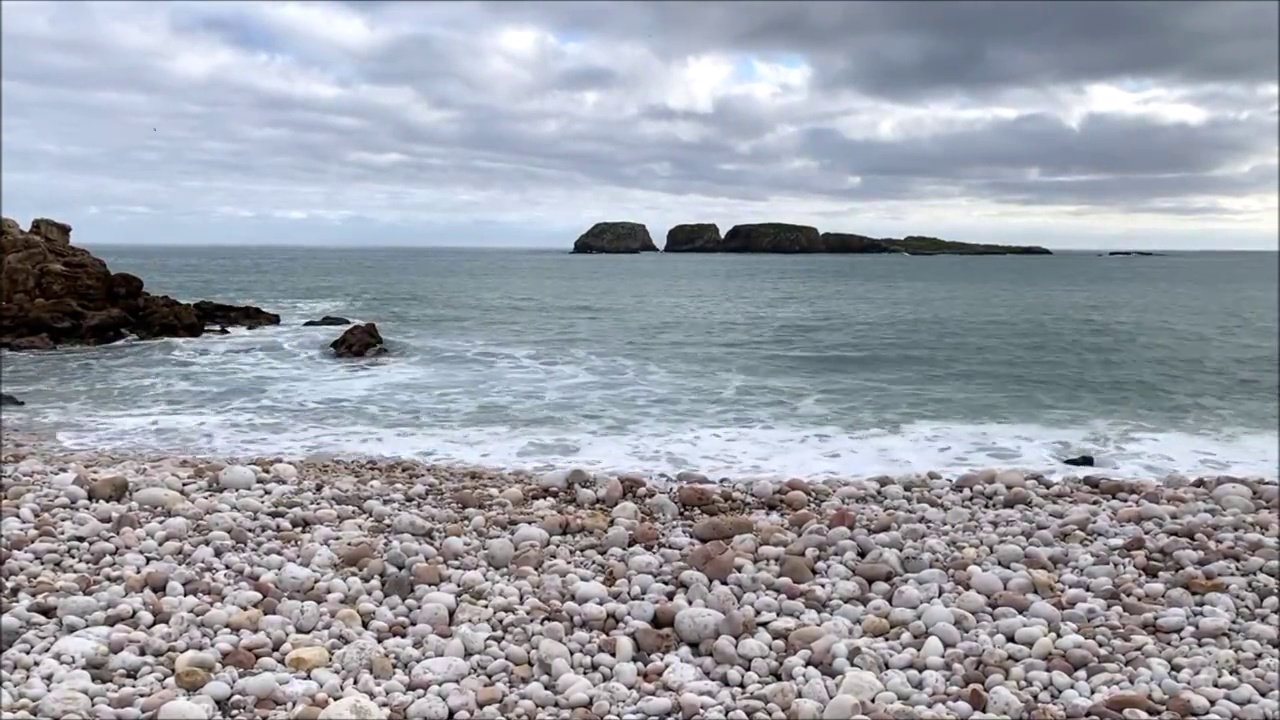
[1,393,24,407]
[0,216,280,351]
[818,233,907,254]
[571,222,658,254]
[722,223,822,253]
[577,220,1052,255]
[663,224,723,253]
[880,236,1052,255]
[330,323,386,358]
[303,316,353,327]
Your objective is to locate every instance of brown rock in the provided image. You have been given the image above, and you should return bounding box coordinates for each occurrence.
[676,485,718,507]
[635,627,678,654]
[787,510,816,528]
[223,648,256,670]
[411,562,443,585]
[330,323,386,358]
[780,555,814,583]
[786,626,826,653]
[452,490,480,508]
[692,516,754,542]
[782,490,808,510]
[174,667,211,691]
[689,541,735,582]
[1103,692,1160,713]
[633,522,660,546]
[853,562,896,583]
[88,475,130,502]
[371,653,394,679]
[653,602,677,628]
[512,547,543,569]
[964,685,987,712]
[829,507,858,529]
[475,687,502,707]
[341,543,377,568]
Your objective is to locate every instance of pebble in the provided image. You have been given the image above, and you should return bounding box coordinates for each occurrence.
[0,440,1274,720]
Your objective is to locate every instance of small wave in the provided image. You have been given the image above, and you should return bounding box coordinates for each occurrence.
[43,414,1278,480]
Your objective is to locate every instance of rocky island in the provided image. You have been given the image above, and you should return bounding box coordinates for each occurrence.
[578,222,1052,255]
[0,216,279,351]
[571,222,659,254]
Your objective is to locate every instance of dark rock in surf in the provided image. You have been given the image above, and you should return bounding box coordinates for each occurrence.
[330,322,386,358]
[664,224,723,253]
[303,316,353,327]
[1063,455,1096,467]
[722,223,822,253]
[193,300,280,330]
[1,215,280,350]
[1,393,24,407]
[571,222,658,254]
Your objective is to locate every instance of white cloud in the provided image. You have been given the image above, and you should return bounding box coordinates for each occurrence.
[1,1,1276,248]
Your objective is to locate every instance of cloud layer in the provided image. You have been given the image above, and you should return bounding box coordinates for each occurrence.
[2,1,1276,248]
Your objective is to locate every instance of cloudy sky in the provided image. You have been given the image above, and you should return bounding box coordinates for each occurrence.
[2,1,1277,249]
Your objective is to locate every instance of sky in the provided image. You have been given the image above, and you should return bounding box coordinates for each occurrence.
[1,1,1277,250]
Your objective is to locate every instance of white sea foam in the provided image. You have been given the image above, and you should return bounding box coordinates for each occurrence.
[45,414,1278,481]
[6,318,1277,482]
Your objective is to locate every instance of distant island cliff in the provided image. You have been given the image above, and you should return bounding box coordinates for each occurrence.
[571,221,1052,255]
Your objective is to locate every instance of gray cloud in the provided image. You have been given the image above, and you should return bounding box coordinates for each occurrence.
[1,1,1276,248]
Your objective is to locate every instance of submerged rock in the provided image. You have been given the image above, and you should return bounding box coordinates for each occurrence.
[1,392,24,406]
[571,222,658,254]
[331,322,386,358]
[1063,455,1096,467]
[302,315,353,327]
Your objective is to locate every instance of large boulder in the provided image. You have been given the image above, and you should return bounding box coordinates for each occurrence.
[721,223,822,253]
[331,323,386,358]
[0,216,280,350]
[664,224,723,252]
[571,222,658,254]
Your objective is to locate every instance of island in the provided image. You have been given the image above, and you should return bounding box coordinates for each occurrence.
[575,222,1053,255]
[571,222,659,254]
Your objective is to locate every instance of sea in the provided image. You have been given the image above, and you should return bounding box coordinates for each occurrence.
[2,247,1277,480]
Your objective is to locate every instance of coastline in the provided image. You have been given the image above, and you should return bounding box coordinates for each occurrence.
[3,433,1277,720]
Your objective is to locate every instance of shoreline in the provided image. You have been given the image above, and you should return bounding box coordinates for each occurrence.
[4,419,1277,485]
[3,436,1277,720]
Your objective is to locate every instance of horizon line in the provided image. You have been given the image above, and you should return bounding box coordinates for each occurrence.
[76,242,1279,253]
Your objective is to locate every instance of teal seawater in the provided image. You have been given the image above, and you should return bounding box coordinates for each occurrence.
[3,248,1276,479]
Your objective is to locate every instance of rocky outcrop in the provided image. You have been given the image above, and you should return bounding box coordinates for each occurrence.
[330,323,386,358]
[303,316,352,327]
[193,301,280,329]
[664,224,723,253]
[722,224,822,253]
[1,393,24,407]
[885,236,1052,255]
[818,233,906,254]
[0,216,280,351]
[571,222,658,254]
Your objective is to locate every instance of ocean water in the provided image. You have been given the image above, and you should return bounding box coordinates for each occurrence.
[2,247,1276,480]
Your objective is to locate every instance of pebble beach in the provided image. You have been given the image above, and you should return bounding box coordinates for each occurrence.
[2,433,1278,720]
